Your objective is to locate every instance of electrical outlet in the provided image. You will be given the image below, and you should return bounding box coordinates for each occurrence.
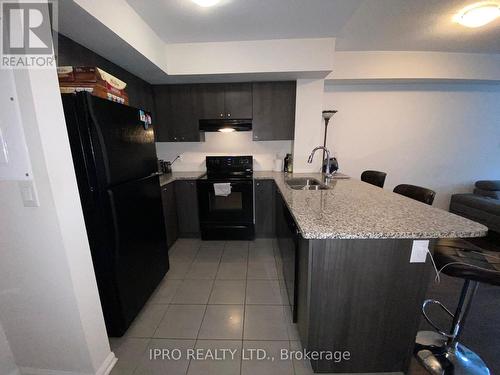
[410,240,429,263]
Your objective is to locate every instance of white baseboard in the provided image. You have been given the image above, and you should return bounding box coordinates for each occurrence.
[19,351,117,375]
[95,352,117,375]
[19,367,83,375]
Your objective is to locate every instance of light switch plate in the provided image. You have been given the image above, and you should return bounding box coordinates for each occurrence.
[1,70,33,180]
[0,127,8,164]
[18,180,40,207]
[410,240,429,263]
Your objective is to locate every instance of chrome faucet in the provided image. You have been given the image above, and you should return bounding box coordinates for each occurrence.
[308,146,333,182]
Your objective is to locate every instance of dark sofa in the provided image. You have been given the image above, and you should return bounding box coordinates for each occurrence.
[450,180,500,233]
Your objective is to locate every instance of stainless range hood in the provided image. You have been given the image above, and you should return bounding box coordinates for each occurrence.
[199,119,252,132]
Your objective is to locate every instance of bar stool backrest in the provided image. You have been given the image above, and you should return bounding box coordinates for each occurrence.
[393,184,436,205]
[361,170,387,188]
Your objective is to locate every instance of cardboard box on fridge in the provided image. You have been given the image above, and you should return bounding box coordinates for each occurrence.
[59,84,129,105]
[57,66,129,105]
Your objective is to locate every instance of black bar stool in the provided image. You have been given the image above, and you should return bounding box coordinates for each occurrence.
[361,170,387,188]
[393,184,436,205]
[415,238,500,374]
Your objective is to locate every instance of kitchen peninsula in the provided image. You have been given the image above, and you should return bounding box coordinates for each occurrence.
[256,171,487,373]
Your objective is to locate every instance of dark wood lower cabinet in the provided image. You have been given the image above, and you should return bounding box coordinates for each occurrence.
[174,180,200,238]
[161,183,178,248]
[254,179,276,237]
[275,189,299,320]
[303,239,432,373]
[276,193,433,373]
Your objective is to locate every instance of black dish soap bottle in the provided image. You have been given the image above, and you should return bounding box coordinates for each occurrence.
[283,154,293,173]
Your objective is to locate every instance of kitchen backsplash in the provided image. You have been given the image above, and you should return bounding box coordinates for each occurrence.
[155,131,293,171]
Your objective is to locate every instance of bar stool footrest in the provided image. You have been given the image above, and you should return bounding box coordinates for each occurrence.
[422,299,455,339]
[415,342,491,375]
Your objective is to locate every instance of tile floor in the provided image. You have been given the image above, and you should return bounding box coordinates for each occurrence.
[109,238,496,375]
[109,238,308,375]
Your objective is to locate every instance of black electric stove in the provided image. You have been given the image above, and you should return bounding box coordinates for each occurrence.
[197,156,254,240]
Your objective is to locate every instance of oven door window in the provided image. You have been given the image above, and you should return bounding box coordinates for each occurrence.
[210,192,243,211]
[198,181,254,223]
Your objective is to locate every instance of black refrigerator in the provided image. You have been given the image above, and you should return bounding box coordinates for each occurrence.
[61,92,169,337]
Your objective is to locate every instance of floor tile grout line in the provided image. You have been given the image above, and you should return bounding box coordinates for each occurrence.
[147,240,203,340]
[271,239,292,342]
[126,240,295,375]
[184,241,223,375]
[271,239,298,375]
[117,242,276,374]
[125,336,302,342]
[130,337,154,375]
[239,242,249,375]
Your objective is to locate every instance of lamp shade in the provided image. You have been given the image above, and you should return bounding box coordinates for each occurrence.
[322,110,337,120]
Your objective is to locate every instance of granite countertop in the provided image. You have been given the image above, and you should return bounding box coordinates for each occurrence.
[160,170,487,240]
[254,171,488,240]
[159,171,205,186]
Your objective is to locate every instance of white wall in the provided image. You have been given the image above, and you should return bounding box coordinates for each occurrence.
[0,66,113,374]
[156,132,292,171]
[292,79,326,172]
[328,51,500,82]
[166,38,335,76]
[324,82,500,209]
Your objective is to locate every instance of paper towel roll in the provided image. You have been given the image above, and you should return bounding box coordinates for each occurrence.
[274,159,282,172]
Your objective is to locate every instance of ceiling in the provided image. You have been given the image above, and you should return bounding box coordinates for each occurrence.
[125,0,362,43]
[336,0,500,53]
[126,0,500,53]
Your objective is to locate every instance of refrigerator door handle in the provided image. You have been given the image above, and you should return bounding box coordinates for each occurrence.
[107,190,121,257]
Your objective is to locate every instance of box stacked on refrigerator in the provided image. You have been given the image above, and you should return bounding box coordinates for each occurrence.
[57,66,129,105]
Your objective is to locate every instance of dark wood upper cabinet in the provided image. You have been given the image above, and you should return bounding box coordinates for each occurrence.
[252,81,296,141]
[168,85,197,141]
[196,83,252,120]
[224,83,252,119]
[152,85,170,142]
[153,85,205,142]
[153,81,295,142]
[196,84,225,120]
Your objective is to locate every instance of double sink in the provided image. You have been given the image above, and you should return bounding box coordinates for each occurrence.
[286,178,330,191]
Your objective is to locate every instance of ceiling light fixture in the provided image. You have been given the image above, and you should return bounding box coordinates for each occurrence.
[192,0,220,7]
[218,128,235,133]
[453,2,500,28]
